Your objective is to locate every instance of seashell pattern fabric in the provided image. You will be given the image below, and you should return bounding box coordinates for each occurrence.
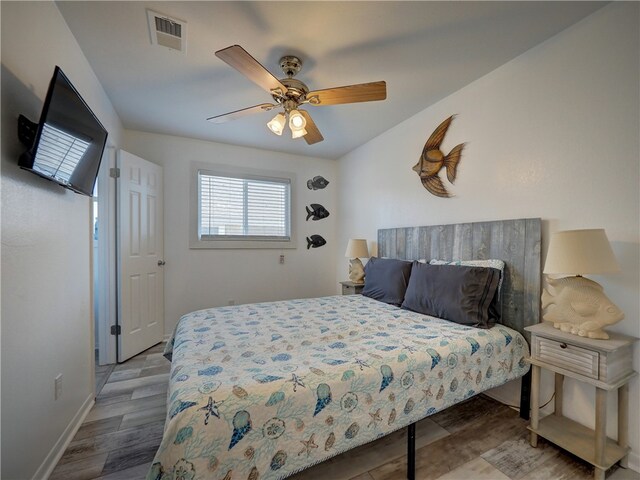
[148,295,529,479]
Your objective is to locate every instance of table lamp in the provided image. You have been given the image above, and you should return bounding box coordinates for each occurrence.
[542,229,623,339]
[345,239,369,284]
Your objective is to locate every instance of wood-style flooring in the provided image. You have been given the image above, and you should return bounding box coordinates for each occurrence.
[52,344,639,480]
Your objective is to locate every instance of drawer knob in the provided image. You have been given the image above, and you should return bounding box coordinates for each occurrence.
[559,342,568,349]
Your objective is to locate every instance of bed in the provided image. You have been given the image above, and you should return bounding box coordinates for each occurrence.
[147,218,541,480]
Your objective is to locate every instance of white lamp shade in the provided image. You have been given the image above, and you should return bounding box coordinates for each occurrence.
[267,113,285,135]
[289,109,306,130]
[291,127,307,139]
[543,229,620,275]
[345,239,369,258]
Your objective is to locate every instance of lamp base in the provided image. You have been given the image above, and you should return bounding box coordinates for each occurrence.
[348,258,365,284]
[541,276,624,340]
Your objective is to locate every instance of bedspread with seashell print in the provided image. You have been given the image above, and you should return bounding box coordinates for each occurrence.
[147,294,529,480]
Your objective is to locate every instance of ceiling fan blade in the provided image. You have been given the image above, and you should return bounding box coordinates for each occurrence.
[299,110,323,145]
[206,103,276,124]
[215,45,288,96]
[307,81,386,106]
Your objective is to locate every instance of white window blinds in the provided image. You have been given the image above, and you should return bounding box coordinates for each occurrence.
[199,172,291,240]
[32,123,90,184]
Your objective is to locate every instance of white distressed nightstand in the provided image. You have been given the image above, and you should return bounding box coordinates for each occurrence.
[340,281,364,295]
[525,322,638,480]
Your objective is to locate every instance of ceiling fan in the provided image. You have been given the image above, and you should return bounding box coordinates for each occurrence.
[207,45,387,145]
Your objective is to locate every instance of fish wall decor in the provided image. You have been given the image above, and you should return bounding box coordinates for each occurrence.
[413,115,465,198]
[305,204,330,221]
[306,235,326,249]
[307,176,329,190]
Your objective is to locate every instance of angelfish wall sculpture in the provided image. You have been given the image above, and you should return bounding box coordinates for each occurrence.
[413,115,465,198]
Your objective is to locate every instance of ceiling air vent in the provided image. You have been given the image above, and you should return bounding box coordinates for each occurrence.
[146,9,187,53]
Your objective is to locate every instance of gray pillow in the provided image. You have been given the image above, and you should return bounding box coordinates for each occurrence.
[401,262,500,328]
[429,259,505,322]
[362,257,413,306]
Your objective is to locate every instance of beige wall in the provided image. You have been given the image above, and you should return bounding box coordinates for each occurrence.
[336,3,639,469]
[0,2,123,478]
[123,131,338,335]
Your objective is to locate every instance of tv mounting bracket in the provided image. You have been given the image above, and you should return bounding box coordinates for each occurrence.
[18,114,38,148]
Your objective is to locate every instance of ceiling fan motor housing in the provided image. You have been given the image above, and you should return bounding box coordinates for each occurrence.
[274,78,309,104]
[272,56,309,107]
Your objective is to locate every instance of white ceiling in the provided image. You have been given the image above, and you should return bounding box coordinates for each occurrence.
[57,1,605,160]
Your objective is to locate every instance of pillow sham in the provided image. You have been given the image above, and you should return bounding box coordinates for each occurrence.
[401,262,500,328]
[429,259,505,292]
[429,259,505,322]
[362,257,413,306]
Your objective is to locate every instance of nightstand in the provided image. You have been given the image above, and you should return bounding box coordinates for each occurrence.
[340,281,364,295]
[526,323,638,480]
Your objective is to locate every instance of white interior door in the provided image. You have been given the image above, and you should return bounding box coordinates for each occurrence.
[117,150,164,362]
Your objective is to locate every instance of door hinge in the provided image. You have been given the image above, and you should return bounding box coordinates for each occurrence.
[109,167,120,178]
[110,324,121,335]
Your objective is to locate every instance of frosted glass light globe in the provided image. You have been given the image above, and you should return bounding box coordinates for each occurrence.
[289,110,306,130]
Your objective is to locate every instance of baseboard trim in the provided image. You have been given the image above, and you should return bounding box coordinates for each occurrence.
[32,393,94,480]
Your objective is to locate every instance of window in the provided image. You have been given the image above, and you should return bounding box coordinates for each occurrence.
[191,163,295,249]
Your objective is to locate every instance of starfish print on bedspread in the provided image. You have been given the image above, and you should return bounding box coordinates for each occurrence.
[287,373,306,392]
[298,434,318,457]
[354,358,371,370]
[198,396,223,425]
[368,408,382,428]
[499,359,513,373]
[402,343,417,354]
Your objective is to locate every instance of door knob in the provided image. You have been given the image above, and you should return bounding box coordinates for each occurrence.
[158,260,166,266]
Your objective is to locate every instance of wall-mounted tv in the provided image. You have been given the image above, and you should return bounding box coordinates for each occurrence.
[18,66,108,197]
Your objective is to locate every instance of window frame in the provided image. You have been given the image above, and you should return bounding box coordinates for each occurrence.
[190,162,296,249]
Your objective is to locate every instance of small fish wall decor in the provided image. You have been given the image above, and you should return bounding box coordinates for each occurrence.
[307,176,329,190]
[305,204,330,221]
[306,235,326,249]
[413,115,465,198]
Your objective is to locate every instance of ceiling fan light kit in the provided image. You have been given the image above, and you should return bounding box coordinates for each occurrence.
[289,109,306,131]
[209,45,387,145]
[291,127,307,139]
[267,113,286,135]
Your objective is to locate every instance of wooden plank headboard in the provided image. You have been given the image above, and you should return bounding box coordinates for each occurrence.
[377,218,541,340]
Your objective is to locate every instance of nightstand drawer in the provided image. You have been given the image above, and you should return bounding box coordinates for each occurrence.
[340,281,364,295]
[535,337,599,379]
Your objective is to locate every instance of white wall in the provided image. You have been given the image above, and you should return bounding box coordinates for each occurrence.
[1,2,123,478]
[336,2,639,469]
[123,131,338,335]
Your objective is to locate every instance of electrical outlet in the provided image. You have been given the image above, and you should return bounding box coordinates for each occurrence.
[228,299,235,306]
[55,374,62,400]
[279,254,285,264]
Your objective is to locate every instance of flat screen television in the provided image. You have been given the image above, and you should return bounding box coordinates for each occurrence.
[19,66,108,196]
